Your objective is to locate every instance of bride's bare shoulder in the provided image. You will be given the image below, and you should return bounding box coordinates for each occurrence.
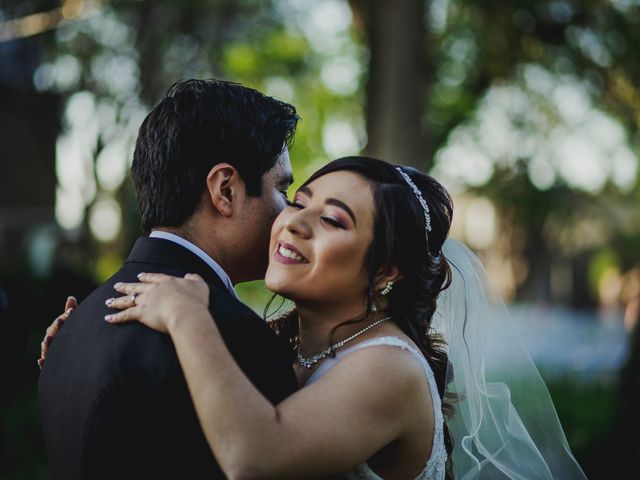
[347,340,429,381]
[321,340,435,415]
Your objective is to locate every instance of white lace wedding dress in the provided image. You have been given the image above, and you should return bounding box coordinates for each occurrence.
[304,336,447,480]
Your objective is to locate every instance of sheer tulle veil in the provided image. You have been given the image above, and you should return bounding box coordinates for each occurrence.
[433,240,587,479]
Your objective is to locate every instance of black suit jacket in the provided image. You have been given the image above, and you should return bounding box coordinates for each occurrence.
[38,237,298,479]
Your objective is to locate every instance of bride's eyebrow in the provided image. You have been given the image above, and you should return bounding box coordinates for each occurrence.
[297,185,313,197]
[296,185,357,225]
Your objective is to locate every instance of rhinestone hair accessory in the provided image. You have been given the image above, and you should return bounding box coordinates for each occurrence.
[395,167,432,241]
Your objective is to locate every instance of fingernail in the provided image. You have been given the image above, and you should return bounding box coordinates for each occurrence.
[114,282,123,289]
[137,273,145,279]
[104,315,113,322]
[45,335,53,347]
[56,318,64,328]
[105,298,114,306]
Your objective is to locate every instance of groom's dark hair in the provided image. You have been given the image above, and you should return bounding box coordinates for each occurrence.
[132,79,299,233]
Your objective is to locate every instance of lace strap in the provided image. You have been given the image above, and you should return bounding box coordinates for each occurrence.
[342,335,424,357]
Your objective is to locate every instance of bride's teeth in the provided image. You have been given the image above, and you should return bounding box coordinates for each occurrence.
[279,245,306,262]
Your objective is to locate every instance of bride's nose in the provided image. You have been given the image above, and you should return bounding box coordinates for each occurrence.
[284,211,312,239]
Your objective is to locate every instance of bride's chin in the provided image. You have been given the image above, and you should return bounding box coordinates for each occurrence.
[267,285,298,303]
[265,274,293,296]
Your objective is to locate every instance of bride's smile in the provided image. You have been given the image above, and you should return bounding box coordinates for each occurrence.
[273,241,308,264]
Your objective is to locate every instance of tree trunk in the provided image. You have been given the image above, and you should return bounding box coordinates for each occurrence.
[349,0,430,169]
[517,227,552,303]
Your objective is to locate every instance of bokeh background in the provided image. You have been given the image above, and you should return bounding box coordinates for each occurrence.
[1,0,639,478]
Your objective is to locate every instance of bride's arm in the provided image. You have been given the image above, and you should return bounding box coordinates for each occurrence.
[107,274,428,480]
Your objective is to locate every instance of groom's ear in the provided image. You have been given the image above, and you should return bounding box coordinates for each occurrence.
[373,264,403,293]
[206,163,238,216]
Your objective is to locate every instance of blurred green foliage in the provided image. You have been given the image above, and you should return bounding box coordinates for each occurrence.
[547,379,617,455]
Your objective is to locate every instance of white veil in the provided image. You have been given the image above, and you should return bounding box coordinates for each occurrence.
[433,240,587,479]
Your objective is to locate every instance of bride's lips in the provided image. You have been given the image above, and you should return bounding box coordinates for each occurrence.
[273,240,309,265]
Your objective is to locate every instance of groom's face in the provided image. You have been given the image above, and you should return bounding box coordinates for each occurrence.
[235,149,294,282]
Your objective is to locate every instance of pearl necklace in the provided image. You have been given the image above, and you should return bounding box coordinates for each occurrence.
[296,316,391,369]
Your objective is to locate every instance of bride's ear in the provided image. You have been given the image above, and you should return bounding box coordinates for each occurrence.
[206,163,238,216]
[373,264,403,294]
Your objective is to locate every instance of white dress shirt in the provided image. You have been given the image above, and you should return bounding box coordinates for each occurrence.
[149,231,238,299]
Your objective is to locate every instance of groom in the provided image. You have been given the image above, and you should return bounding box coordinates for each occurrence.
[38,80,300,479]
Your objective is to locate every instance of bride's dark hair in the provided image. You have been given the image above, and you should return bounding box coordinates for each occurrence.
[268,156,454,475]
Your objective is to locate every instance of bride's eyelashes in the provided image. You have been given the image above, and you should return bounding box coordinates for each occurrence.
[287,191,349,229]
[320,216,344,229]
[287,200,345,229]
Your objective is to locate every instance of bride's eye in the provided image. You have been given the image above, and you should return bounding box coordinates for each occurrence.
[321,216,344,229]
[288,200,305,209]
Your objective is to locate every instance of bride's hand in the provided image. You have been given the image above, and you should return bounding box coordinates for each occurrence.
[105,273,210,333]
[38,296,78,369]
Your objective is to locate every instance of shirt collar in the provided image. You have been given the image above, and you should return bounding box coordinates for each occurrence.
[149,231,238,299]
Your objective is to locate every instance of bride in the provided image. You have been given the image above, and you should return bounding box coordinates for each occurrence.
[44,157,587,479]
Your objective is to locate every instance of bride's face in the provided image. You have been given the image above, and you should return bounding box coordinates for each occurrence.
[265,171,375,306]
